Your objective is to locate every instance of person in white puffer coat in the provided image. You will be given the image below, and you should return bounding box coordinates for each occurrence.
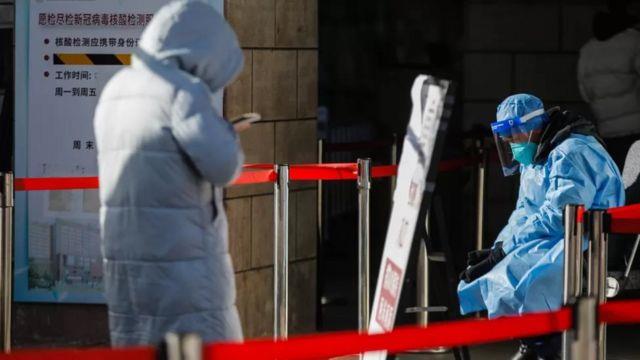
[577,0,640,167]
[93,0,244,346]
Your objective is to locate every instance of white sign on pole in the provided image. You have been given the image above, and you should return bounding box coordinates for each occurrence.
[365,75,452,359]
[14,0,223,303]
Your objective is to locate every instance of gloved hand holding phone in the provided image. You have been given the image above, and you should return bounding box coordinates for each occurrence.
[459,243,506,283]
[231,112,261,132]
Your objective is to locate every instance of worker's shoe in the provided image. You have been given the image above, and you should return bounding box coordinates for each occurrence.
[510,343,538,360]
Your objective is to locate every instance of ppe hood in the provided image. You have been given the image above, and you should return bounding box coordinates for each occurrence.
[135,0,244,93]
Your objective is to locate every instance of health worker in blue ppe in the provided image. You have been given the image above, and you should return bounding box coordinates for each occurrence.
[457,94,624,360]
[94,1,246,346]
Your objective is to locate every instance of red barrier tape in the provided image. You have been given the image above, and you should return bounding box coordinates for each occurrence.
[577,206,585,224]
[15,177,99,191]
[607,203,640,234]
[12,164,393,191]
[289,163,358,181]
[372,165,398,178]
[13,153,483,191]
[0,347,154,360]
[2,300,640,360]
[234,169,277,185]
[207,309,572,360]
[599,299,640,325]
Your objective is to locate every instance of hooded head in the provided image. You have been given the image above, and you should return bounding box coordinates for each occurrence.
[496,94,546,127]
[136,0,244,93]
[492,94,549,172]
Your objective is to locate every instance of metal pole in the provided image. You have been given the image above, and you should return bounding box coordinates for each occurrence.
[317,139,323,245]
[475,139,487,251]
[571,297,597,360]
[562,204,583,360]
[573,209,584,301]
[274,165,289,339]
[390,134,397,200]
[416,240,428,327]
[587,210,607,360]
[621,235,640,290]
[0,173,13,353]
[357,158,371,332]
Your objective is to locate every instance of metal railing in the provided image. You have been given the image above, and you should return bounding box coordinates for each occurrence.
[357,159,371,332]
[562,204,628,360]
[274,164,290,339]
[273,159,373,338]
[0,172,13,353]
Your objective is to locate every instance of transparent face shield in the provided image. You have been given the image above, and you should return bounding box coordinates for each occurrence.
[491,109,546,176]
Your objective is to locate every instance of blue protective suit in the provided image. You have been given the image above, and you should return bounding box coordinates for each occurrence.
[94,1,244,346]
[458,134,624,318]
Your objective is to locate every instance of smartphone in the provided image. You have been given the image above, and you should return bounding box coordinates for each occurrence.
[231,113,262,127]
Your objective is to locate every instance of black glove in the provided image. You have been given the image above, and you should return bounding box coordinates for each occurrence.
[459,244,506,283]
[466,248,492,267]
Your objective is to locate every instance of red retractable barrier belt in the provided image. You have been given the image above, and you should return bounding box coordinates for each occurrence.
[290,163,358,181]
[2,300,640,359]
[14,176,99,191]
[371,165,398,178]
[0,347,154,360]
[607,203,640,234]
[599,299,640,325]
[12,164,400,191]
[13,155,486,191]
[577,205,585,223]
[206,308,572,360]
[233,169,277,184]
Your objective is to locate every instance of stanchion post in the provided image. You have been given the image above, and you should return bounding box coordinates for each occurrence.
[317,139,323,244]
[416,239,428,327]
[161,333,203,360]
[475,139,487,251]
[571,297,597,360]
[586,210,607,360]
[390,134,397,201]
[274,164,289,339]
[562,204,583,360]
[357,158,371,332]
[0,173,13,353]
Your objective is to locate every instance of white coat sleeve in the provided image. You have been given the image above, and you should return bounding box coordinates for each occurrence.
[170,87,244,186]
[500,150,597,254]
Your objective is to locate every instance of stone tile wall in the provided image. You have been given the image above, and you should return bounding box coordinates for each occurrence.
[461,0,604,132]
[224,0,318,338]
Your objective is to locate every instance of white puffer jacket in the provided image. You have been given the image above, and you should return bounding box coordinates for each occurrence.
[578,27,640,138]
[94,0,244,346]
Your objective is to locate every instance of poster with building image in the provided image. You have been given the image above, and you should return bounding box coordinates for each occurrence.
[14,0,223,303]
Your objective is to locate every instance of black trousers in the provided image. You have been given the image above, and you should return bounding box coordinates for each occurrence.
[522,333,561,359]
